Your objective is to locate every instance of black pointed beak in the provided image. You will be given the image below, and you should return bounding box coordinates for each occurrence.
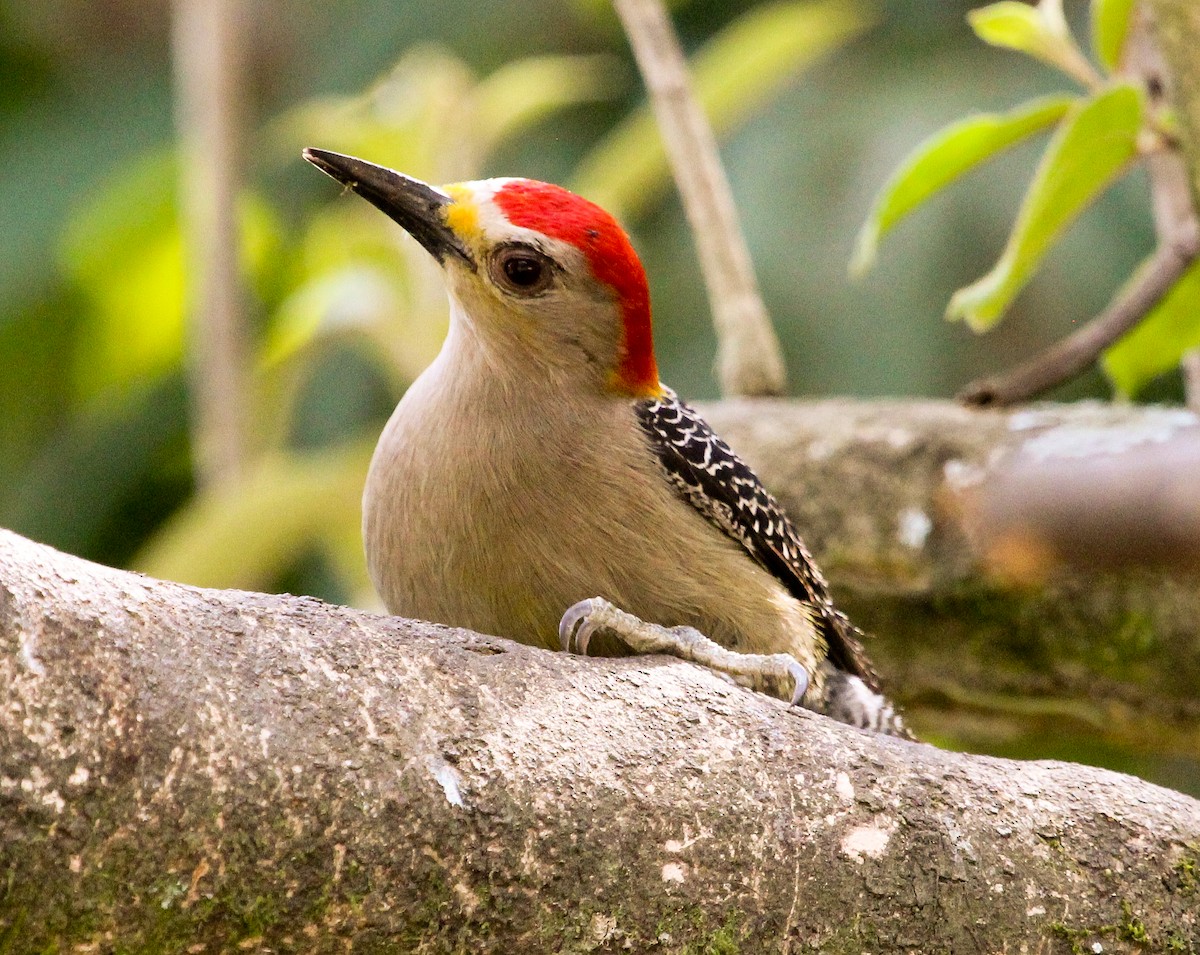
[302,148,474,270]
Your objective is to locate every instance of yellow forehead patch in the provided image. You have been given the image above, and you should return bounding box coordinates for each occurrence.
[443,184,482,244]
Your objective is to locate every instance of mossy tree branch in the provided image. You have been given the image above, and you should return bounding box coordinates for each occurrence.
[2,478,1200,950]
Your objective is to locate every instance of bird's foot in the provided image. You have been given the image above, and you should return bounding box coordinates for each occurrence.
[559,597,808,705]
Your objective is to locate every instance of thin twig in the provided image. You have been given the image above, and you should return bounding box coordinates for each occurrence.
[612,0,786,397]
[959,220,1200,406]
[961,11,1200,408]
[171,0,252,488]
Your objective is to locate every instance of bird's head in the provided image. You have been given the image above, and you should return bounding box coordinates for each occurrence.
[303,148,662,399]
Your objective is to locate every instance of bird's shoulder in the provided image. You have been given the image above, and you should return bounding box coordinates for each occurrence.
[633,387,879,688]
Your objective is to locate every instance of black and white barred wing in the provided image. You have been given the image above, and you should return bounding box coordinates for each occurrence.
[635,389,879,689]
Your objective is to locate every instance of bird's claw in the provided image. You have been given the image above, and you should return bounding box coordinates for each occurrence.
[559,597,606,655]
[786,657,809,706]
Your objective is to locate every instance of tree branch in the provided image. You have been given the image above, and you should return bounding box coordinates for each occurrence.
[699,398,1200,762]
[1,528,1198,951]
[958,217,1200,406]
[1148,0,1200,205]
[613,0,787,397]
[1145,0,1200,408]
[960,7,1200,408]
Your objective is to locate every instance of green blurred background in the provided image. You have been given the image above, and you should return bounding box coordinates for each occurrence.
[2,0,1161,578]
[0,3,1171,635]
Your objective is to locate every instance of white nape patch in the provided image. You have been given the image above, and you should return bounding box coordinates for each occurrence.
[841,822,893,862]
[428,757,464,808]
[661,862,687,883]
[835,772,855,803]
[896,507,932,550]
[452,179,587,268]
[468,176,525,199]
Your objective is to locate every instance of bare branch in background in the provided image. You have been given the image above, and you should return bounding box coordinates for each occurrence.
[956,421,1200,580]
[960,9,1200,408]
[612,0,787,397]
[958,218,1200,406]
[171,0,252,488]
[698,398,1200,765]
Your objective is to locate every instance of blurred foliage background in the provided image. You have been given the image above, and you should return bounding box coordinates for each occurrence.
[3,0,1165,588]
[2,0,1191,786]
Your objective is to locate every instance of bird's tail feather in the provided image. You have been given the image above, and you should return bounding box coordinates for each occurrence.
[814,664,914,739]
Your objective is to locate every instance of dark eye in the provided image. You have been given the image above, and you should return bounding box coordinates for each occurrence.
[491,245,554,295]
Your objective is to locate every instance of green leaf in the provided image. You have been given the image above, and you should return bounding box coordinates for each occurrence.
[851,95,1075,276]
[968,0,1097,85]
[260,200,448,393]
[263,265,402,370]
[1102,257,1200,397]
[947,83,1142,331]
[969,0,1063,50]
[573,0,874,218]
[1091,0,1137,73]
[273,48,613,185]
[60,151,284,400]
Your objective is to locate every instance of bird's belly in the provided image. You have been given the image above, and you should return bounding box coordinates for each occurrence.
[366,446,810,662]
[362,425,583,646]
[362,383,816,663]
[365,465,633,648]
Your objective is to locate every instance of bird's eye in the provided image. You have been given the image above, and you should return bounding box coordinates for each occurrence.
[490,245,555,295]
[504,255,542,286]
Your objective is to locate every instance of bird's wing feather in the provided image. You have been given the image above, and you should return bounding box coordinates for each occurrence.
[634,389,879,689]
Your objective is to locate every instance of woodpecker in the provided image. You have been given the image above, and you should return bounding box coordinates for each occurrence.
[304,148,907,736]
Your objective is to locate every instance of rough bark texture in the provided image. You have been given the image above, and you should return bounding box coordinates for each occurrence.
[1,528,1199,953]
